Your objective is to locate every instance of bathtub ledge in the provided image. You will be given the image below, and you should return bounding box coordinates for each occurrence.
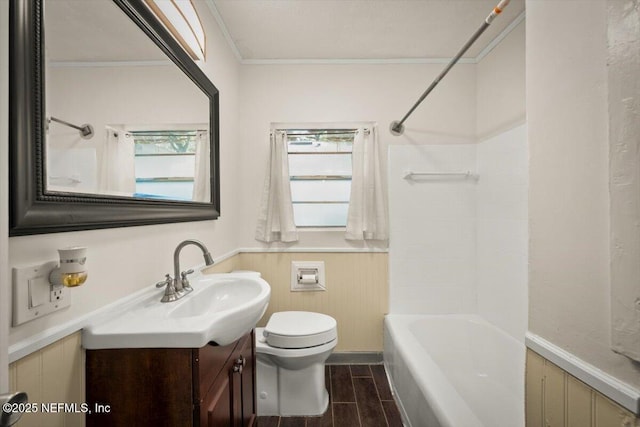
[525,332,640,415]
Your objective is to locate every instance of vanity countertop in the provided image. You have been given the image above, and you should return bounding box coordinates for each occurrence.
[82,272,270,349]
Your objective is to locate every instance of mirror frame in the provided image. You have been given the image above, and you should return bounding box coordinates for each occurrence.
[9,0,220,236]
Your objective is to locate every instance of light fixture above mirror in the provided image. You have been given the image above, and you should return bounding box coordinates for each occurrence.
[144,0,206,61]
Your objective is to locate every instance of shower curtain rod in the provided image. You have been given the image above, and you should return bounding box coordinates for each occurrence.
[390,0,511,136]
[48,116,94,139]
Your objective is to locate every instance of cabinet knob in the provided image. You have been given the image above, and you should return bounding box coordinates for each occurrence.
[233,363,243,374]
[235,356,246,367]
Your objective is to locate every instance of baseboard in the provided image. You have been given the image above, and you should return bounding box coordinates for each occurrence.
[327,352,383,365]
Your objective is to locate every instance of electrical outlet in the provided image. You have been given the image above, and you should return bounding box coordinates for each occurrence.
[13,261,71,326]
[50,286,65,303]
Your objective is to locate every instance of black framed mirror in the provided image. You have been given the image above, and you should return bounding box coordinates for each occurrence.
[9,0,220,236]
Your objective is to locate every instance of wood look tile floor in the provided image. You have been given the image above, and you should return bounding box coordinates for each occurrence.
[256,364,403,427]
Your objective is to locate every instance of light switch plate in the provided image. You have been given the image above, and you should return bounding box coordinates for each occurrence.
[12,261,71,326]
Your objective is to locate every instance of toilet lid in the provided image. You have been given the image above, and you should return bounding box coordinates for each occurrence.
[264,311,337,349]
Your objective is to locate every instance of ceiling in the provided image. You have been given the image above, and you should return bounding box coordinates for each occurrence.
[46,0,168,62]
[44,0,525,64]
[209,0,526,62]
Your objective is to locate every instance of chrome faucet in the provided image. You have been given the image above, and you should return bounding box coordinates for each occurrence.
[157,239,214,303]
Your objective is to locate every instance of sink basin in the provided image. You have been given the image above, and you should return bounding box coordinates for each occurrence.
[83,272,271,349]
[169,278,265,319]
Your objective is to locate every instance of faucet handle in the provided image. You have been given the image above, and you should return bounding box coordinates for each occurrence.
[180,269,195,293]
[155,274,173,288]
[156,274,179,303]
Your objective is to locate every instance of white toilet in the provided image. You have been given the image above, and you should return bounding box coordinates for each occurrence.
[255,311,338,417]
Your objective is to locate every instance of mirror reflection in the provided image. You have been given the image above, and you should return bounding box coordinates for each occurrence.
[44,0,210,202]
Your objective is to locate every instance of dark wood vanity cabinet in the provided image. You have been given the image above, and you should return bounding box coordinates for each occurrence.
[201,332,254,426]
[86,331,256,427]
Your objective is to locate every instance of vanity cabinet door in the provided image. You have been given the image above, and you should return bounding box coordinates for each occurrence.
[238,332,256,427]
[197,340,238,408]
[203,369,232,426]
[201,332,255,427]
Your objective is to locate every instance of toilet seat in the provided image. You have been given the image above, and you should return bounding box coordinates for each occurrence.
[263,311,337,349]
[255,330,337,358]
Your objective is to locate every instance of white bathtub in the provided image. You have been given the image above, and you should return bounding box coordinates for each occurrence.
[384,314,525,427]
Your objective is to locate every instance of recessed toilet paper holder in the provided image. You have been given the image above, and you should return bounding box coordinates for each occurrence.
[291,261,325,291]
[297,268,318,284]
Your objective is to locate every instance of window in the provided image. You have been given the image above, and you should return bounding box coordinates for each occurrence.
[132,130,200,200]
[256,124,386,243]
[285,129,355,227]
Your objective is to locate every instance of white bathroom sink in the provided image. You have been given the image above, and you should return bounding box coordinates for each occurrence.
[82,272,271,349]
[169,278,266,319]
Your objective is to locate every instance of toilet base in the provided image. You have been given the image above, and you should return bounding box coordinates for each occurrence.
[256,357,329,416]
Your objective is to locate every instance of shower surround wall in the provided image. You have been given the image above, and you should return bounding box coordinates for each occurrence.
[389,144,477,315]
[389,124,528,341]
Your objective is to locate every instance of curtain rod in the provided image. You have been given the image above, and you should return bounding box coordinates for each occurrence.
[390,0,511,136]
[48,116,94,139]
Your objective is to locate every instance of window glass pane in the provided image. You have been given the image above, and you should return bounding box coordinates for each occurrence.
[135,181,193,200]
[336,140,352,152]
[288,154,352,176]
[288,139,339,153]
[135,154,195,178]
[290,180,351,202]
[292,203,349,227]
[287,133,353,153]
[133,132,197,154]
[283,128,357,227]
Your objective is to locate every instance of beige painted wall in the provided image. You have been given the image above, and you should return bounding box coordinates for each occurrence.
[608,0,640,363]
[526,349,639,427]
[476,20,526,139]
[237,252,388,352]
[526,0,640,389]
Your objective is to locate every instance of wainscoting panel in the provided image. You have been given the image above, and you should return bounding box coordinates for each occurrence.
[9,331,84,427]
[237,252,388,352]
[526,349,639,427]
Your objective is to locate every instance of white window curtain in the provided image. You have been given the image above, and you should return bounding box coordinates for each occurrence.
[98,128,136,195]
[345,126,388,241]
[255,130,298,243]
[192,131,210,202]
